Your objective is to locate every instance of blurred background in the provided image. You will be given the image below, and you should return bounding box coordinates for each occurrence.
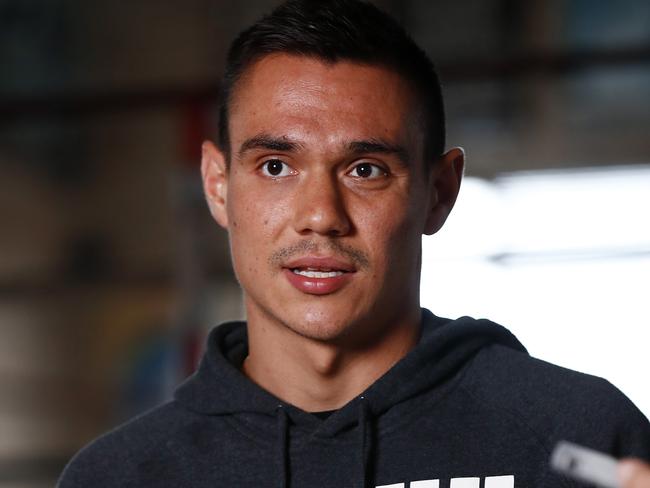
[1,0,649,486]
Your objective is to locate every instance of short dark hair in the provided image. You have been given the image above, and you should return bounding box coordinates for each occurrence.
[217,0,445,164]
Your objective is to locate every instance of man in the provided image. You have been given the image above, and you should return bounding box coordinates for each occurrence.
[59,1,650,487]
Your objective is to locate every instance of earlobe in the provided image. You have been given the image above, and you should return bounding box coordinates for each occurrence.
[424,147,465,235]
[201,140,230,229]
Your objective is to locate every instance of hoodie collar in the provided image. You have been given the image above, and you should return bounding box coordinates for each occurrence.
[174,308,527,430]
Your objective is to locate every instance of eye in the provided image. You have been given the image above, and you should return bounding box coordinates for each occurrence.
[260,159,295,177]
[348,162,387,179]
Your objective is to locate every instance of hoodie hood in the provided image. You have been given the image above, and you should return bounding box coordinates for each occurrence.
[174,308,527,433]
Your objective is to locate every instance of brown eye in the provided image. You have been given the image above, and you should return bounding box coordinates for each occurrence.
[261,159,294,177]
[350,162,386,179]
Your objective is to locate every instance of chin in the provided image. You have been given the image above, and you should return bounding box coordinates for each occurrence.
[271,305,353,342]
[282,304,378,344]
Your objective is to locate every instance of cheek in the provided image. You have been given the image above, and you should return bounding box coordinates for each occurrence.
[371,193,425,265]
[354,195,416,257]
[227,176,284,231]
[226,179,292,265]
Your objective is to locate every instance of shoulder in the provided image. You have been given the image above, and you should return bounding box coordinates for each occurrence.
[461,344,650,458]
[464,344,622,407]
[57,401,196,487]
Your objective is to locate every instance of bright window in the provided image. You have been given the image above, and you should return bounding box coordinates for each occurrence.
[421,165,650,415]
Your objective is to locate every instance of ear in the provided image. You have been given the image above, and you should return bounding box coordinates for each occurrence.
[201,140,230,229]
[424,147,465,235]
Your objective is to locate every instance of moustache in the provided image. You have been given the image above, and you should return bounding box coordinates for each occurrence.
[268,240,370,269]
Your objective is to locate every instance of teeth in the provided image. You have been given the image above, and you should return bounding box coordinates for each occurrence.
[292,269,344,278]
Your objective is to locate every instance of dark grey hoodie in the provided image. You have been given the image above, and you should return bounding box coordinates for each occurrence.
[58,309,650,487]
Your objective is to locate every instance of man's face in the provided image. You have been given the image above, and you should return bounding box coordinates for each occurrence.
[203,54,460,344]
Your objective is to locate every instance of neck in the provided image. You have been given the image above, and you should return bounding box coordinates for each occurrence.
[242,307,421,412]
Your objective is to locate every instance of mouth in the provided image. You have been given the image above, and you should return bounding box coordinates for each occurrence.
[283,255,356,274]
[290,268,346,278]
[282,257,356,295]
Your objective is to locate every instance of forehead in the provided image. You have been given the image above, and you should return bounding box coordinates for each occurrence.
[228,54,423,155]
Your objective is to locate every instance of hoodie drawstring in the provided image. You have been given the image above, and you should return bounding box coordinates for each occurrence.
[275,398,373,488]
[276,405,289,488]
[358,396,373,488]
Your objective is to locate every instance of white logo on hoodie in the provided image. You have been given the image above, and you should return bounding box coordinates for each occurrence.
[377,474,514,488]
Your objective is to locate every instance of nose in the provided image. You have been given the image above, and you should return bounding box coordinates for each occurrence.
[292,171,351,237]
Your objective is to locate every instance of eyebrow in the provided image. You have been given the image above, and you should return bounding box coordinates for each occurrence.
[237,134,410,165]
[347,139,410,166]
[238,134,303,158]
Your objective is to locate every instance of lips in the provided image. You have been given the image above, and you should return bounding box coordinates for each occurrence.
[285,256,355,272]
[282,256,356,295]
